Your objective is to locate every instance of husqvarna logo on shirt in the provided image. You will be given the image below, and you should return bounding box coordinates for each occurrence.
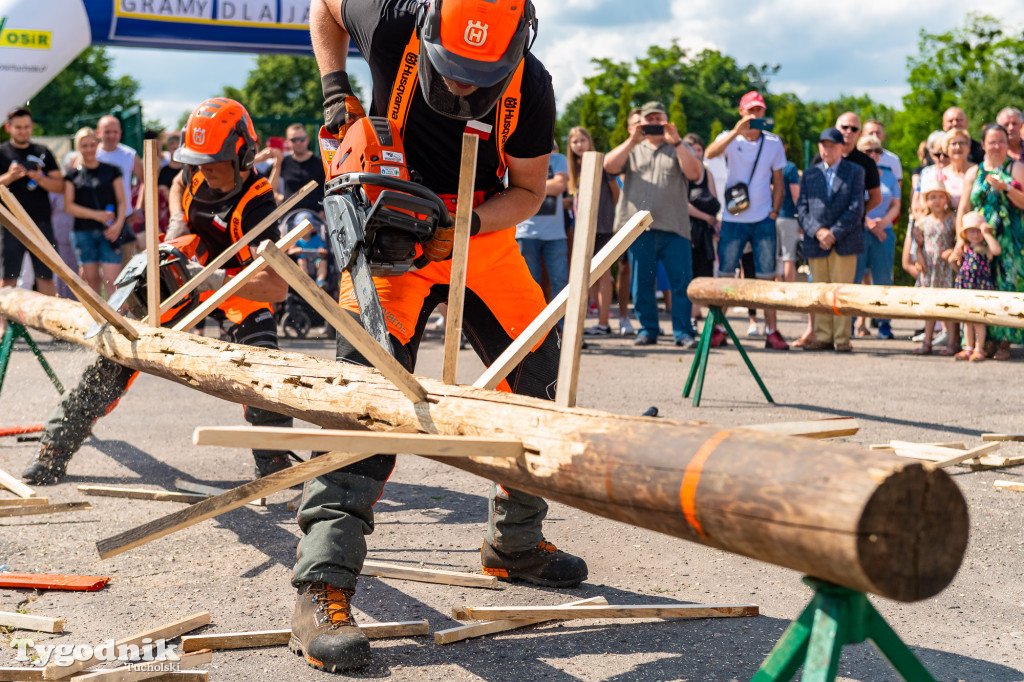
[464,20,487,46]
[192,128,206,146]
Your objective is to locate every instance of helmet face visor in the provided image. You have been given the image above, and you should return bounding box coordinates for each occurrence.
[417,46,518,121]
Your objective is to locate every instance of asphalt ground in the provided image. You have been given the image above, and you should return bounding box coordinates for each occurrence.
[0,309,1022,682]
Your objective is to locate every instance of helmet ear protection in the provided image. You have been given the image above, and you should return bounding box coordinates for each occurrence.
[235,117,257,171]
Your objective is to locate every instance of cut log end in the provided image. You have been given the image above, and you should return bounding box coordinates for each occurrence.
[856,462,968,601]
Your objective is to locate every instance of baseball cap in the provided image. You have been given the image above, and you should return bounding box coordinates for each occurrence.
[738,91,765,111]
[639,101,666,118]
[819,128,844,144]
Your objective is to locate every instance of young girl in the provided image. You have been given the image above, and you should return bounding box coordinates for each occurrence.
[951,211,1002,362]
[913,175,957,355]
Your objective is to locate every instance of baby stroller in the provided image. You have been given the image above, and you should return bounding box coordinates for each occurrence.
[276,209,340,338]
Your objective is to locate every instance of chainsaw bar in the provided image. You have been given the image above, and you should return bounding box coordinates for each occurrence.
[84,279,138,339]
[350,249,393,354]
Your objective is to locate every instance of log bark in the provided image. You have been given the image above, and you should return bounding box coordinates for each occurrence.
[0,287,969,602]
[687,277,1024,328]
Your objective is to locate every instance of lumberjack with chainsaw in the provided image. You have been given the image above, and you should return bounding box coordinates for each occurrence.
[289,0,588,672]
[21,98,295,485]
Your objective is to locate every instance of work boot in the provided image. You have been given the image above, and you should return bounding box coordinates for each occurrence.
[481,539,588,587]
[21,444,72,485]
[290,582,370,672]
[252,451,296,479]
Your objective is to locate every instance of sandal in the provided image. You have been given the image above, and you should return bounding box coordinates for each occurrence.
[970,349,986,362]
[937,346,957,356]
[856,328,872,337]
[954,349,973,361]
[912,343,932,355]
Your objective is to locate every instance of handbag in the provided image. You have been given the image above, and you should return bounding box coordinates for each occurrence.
[724,136,764,215]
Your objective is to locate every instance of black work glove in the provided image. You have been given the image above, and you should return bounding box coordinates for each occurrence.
[321,70,365,136]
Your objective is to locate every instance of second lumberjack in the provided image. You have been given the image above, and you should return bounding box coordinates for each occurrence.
[22,98,294,485]
[292,0,587,673]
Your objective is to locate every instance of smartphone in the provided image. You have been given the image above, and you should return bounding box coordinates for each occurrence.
[268,136,285,150]
[749,117,775,132]
[641,124,664,136]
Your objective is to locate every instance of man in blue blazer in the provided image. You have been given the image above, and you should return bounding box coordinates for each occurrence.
[797,127,866,352]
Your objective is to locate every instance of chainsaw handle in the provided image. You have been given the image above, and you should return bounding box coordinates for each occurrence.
[327,173,452,227]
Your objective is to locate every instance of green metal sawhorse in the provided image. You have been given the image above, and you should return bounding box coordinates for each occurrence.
[752,577,936,681]
[0,320,64,400]
[683,305,773,406]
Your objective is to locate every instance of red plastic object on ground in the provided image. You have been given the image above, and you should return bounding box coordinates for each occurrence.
[0,573,111,591]
[0,424,43,438]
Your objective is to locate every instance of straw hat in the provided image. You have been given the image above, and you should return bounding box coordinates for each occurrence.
[958,211,990,240]
[918,172,951,201]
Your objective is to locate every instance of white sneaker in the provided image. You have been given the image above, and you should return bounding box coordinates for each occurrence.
[933,330,948,346]
[746,323,762,337]
[619,317,635,336]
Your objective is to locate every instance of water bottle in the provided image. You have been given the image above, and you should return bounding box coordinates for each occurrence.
[26,178,37,190]
[105,204,115,226]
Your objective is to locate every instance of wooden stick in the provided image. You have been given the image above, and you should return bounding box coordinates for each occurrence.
[556,151,602,408]
[194,426,523,460]
[870,442,965,451]
[0,669,45,681]
[456,603,759,621]
[994,480,1024,492]
[172,479,264,507]
[258,242,428,403]
[0,610,64,633]
[143,139,161,325]
[170,220,312,333]
[70,650,212,681]
[742,418,859,440]
[77,486,206,504]
[44,612,211,679]
[180,620,429,652]
[982,434,1024,442]
[932,442,1001,468]
[152,180,317,321]
[0,501,91,518]
[443,133,479,385]
[475,210,652,390]
[0,468,37,498]
[0,190,137,338]
[96,451,374,559]
[0,497,49,507]
[360,560,498,588]
[435,596,608,645]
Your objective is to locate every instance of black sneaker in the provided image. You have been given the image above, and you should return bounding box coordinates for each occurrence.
[481,540,588,587]
[289,582,370,673]
[21,444,72,485]
[584,324,611,336]
[253,451,298,479]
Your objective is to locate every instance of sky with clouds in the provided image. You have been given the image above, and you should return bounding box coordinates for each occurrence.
[108,0,1021,130]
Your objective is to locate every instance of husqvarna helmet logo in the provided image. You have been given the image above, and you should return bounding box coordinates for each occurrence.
[464,20,487,46]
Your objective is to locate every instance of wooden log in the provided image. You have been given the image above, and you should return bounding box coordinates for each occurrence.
[435,596,608,645]
[143,139,161,324]
[556,151,602,408]
[0,287,970,603]
[69,650,212,681]
[0,497,49,507]
[688,277,1024,328]
[0,502,91,518]
[44,612,211,680]
[742,418,859,440]
[0,468,37,498]
[172,480,264,507]
[0,610,64,632]
[179,620,429,651]
[77,486,207,504]
[360,560,498,589]
[443,133,478,385]
[456,603,759,621]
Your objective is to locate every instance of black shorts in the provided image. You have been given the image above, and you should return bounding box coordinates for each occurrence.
[2,220,55,280]
[594,231,613,258]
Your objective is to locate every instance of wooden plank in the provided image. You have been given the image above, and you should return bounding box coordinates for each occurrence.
[982,434,1024,442]
[556,151,602,408]
[0,668,45,681]
[442,133,479,385]
[965,454,1024,471]
[360,560,498,589]
[77,486,206,504]
[194,427,523,460]
[435,596,608,645]
[96,451,374,559]
[0,497,49,507]
[932,442,1001,469]
[0,502,92,519]
[994,480,1024,492]
[0,610,64,633]
[143,139,161,325]
[870,442,965,451]
[0,467,38,498]
[743,418,860,440]
[172,480,264,507]
[258,242,428,403]
[144,674,207,682]
[179,620,429,652]
[456,603,759,621]
[474,210,652,390]
[0,189,138,338]
[69,650,212,681]
[170,220,312,333]
[0,573,109,592]
[152,181,316,321]
[44,612,211,679]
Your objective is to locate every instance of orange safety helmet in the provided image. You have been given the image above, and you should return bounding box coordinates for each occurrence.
[174,97,259,202]
[416,0,537,120]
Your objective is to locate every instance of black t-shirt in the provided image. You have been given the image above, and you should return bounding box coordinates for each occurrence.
[64,162,123,232]
[340,0,556,196]
[186,170,280,270]
[280,154,325,213]
[0,141,60,223]
[158,164,181,189]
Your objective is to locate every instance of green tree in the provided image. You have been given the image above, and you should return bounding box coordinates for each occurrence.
[669,84,686,134]
[578,85,610,152]
[608,82,633,148]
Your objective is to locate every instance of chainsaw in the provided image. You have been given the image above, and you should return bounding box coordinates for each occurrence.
[318,117,451,353]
